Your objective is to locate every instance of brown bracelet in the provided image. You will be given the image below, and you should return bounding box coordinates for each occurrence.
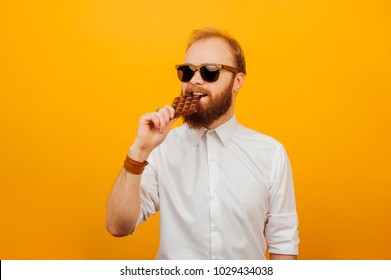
[123,156,149,175]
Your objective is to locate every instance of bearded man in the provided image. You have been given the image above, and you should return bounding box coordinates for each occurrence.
[106,28,299,260]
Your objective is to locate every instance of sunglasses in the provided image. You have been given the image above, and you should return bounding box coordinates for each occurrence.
[175,63,239,83]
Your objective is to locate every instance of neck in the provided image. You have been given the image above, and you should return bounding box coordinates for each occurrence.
[205,108,235,130]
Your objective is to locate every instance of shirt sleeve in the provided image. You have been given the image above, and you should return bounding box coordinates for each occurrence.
[134,158,160,229]
[265,144,299,255]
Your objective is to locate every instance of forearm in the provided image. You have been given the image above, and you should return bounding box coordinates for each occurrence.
[269,253,297,260]
[106,167,142,237]
[106,106,176,237]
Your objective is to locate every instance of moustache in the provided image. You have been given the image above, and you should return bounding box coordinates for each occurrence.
[184,85,211,96]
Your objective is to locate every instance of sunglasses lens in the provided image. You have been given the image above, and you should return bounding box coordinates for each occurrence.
[200,65,220,82]
[177,65,195,82]
[176,65,221,82]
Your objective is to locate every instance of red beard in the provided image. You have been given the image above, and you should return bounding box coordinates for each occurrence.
[183,77,235,129]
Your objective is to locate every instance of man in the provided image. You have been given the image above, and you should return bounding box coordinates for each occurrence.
[106,28,299,260]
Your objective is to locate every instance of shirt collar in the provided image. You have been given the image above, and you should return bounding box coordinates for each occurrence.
[186,115,238,147]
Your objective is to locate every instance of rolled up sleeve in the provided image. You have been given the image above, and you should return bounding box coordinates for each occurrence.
[135,160,160,228]
[265,144,299,255]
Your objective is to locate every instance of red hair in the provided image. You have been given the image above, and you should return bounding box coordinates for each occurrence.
[187,28,246,75]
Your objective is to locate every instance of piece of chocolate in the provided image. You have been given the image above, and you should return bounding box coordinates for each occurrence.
[171,95,201,117]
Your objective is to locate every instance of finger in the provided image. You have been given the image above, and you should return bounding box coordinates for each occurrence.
[158,109,180,133]
[155,111,170,133]
[140,112,155,126]
[151,113,161,130]
[161,105,172,122]
[167,105,176,119]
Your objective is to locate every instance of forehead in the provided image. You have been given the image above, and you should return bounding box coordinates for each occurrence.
[184,37,235,66]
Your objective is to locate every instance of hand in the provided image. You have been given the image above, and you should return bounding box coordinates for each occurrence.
[129,105,178,161]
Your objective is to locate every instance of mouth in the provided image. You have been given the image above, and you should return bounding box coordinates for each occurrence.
[191,92,208,97]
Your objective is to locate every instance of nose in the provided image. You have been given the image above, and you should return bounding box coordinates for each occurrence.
[188,70,204,85]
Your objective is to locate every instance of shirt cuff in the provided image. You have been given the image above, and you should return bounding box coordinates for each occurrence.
[266,213,299,255]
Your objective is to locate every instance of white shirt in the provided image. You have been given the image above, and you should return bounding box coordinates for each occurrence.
[136,116,299,259]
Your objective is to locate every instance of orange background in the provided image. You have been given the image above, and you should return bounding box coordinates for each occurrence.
[1,0,390,259]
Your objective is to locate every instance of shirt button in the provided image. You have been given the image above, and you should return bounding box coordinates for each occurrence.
[212,225,218,231]
[211,191,217,198]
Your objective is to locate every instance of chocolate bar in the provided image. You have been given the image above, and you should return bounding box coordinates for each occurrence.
[171,95,201,117]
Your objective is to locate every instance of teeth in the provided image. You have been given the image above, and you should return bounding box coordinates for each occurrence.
[193,92,206,96]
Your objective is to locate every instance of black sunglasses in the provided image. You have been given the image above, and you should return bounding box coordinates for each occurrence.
[175,63,239,83]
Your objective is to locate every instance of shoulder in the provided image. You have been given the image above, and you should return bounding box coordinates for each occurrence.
[234,124,293,187]
[234,123,284,152]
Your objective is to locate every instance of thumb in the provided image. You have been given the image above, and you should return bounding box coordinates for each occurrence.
[161,116,180,134]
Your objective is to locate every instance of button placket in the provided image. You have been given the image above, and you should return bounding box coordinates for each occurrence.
[206,131,222,259]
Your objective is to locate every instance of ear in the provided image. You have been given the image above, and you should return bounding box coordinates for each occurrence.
[233,73,245,94]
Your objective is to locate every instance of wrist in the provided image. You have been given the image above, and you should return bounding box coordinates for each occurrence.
[128,145,152,162]
[123,155,148,175]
